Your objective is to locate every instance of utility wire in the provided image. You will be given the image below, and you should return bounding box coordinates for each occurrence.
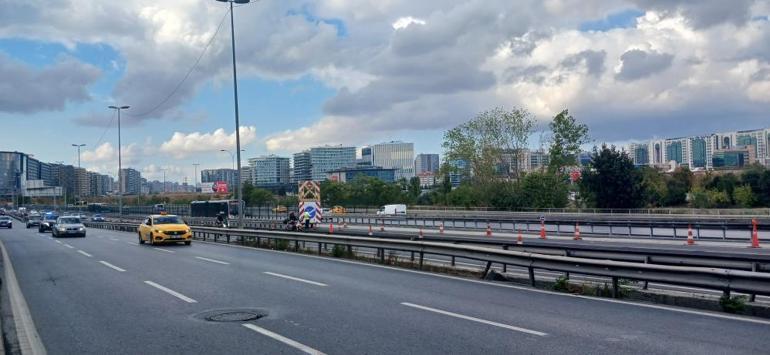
[128,8,231,118]
[92,109,117,149]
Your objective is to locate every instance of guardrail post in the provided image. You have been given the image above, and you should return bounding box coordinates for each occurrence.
[502,246,508,273]
[556,223,560,235]
[722,224,726,239]
[481,261,491,278]
[696,225,701,240]
[451,255,455,267]
[673,226,677,239]
[528,266,535,286]
[609,223,613,236]
[642,256,650,290]
[649,226,653,238]
[627,223,631,237]
[419,252,424,270]
[612,277,619,298]
[410,251,415,262]
[379,248,385,264]
[226,234,230,244]
[318,242,322,255]
[749,262,758,302]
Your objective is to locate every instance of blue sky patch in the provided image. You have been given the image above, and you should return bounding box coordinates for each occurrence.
[579,9,645,32]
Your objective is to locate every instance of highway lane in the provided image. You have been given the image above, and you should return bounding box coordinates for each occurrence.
[3,226,770,354]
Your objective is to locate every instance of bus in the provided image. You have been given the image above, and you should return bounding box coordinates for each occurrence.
[190,200,240,218]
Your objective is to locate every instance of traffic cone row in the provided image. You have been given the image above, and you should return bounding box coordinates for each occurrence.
[686,224,695,245]
[751,219,761,248]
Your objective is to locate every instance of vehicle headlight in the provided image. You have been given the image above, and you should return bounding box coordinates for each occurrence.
[78,227,85,231]
[154,229,161,233]
[58,227,66,232]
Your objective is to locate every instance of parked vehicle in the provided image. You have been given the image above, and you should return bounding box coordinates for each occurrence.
[52,216,86,238]
[376,204,407,216]
[0,216,12,229]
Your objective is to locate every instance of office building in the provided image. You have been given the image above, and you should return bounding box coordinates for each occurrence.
[74,167,90,197]
[249,155,290,186]
[120,168,142,195]
[415,154,440,174]
[201,168,237,190]
[367,141,415,180]
[447,159,470,187]
[292,151,312,183]
[240,167,252,185]
[417,171,437,187]
[0,151,24,199]
[326,166,397,183]
[90,172,113,196]
[310,145,356,181]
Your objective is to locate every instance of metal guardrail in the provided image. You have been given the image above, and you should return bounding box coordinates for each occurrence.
[84,221,770,298]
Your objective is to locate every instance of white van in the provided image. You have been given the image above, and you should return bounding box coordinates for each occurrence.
[376,204,407,215]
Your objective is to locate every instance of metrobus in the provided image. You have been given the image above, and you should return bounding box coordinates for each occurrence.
[190,200,240,218]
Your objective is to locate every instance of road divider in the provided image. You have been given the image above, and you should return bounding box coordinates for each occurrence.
[143,281,197,303]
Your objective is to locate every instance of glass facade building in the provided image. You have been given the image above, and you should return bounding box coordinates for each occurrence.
[310,146,356,181]
[292,151,312,183]
[690,138,707,168]
[415,154,440,174]
[368,141,415,180]
[249,155,290,186]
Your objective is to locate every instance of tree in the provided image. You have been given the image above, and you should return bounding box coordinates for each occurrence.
[580,145,643,209]
[547,109,590,173]
[638,166,667,207]
[741,164,770,207]
[520,172,569,208]
[664,168,693,206]
[443,107,535,186]
[733,185,757,208]
[408,176,422,198]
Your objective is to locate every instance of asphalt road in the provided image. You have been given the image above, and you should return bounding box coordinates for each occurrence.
[2,226,770,354]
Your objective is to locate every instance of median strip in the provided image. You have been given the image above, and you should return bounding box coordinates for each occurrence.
[242,324,326,355]
[400,302,547,336]
[143,281,197,303]
[77,250,93,258]
[99,261,126,272]
[263,272,327,287]
[195,256,230,265]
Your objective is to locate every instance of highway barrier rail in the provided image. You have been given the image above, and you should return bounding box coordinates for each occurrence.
[84,221,770,299]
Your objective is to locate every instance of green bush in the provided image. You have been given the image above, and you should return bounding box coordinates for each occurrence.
[332,245,347,258]
[553,276,569,292]
[719,295,747,314]
[274,239,289,251]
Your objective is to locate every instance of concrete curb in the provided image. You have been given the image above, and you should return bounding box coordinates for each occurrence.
[0,239,46,355]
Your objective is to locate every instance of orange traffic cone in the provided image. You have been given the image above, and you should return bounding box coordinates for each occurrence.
[380,220,385,232]
[517,230,523,245]
[329,223,334,234]
[540,221,546,239]
[343,221,348,229]
[419,227,424,239]
[368,225,373,236]
[574,223,582,240]
[486,224,492,237]
[751,219,761,248]
[439,224,445,234]
[686,224,695,245]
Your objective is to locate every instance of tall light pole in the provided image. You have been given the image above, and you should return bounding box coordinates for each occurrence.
[71,144,86,168]
[216,0,251,227]
[71,144,86,208]
[220,149,235,171]
[161,168,167,193]
[192,163,200,192]
[108,105,130,218]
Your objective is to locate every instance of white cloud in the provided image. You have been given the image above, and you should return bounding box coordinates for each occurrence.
[159,126,257,158]
[392,16,426,30]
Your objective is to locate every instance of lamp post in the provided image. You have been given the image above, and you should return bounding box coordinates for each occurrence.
[220,149,235,171]
[108,105,130,219]
[193,163,200,192]
[215,0,252,227]
[71,144,85,209]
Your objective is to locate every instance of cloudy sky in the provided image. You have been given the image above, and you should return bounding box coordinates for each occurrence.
[0,0,768,183]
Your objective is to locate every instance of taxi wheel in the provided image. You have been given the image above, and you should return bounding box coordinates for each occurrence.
[148,233,154,246]
[138,232,145,244]
[184,241,191,246]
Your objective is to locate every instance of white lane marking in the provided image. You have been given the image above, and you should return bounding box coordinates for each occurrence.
[401,302,547,336]
[143,281,197,303]
[126,241,138,246]
[63,243,74,249]
[195,256,230,265]
[242,324,326,355]
[0,240,46,354]
[110,238,119,241]
[99,261,126,272]
[184,240,770,326]
[152,247,175,254]
[77,250,93,257]
[54,240,62,244]
[263,272,327,287]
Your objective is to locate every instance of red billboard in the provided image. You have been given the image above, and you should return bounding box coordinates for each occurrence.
[214,181,229,194]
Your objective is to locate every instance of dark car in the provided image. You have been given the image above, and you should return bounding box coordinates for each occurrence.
[90,214,106,222]
[38,213,59,232]
[0,216,12,229]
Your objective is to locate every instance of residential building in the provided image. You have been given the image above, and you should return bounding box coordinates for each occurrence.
[712,149,750,169]
[417,171,437,187]
[74,167,90,197]
[201,168,237,190]
[120,168,142,195]
[529,150,550,171]
[367,141,415,180]
[90,172,113,196]
[309,145,356,181]
[415,154,440,174]
[292,151,312,183]
[326,166,397,183]
[249,155,290,186]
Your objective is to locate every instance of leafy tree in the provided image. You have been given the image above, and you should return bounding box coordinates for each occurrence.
[443,107,535,185]
[408,176,422,198]
[664,168,693,206]
[638,166,667,207]
[320,180,349,206]
[741,164,770,207]
[520,172,569,208]
[446,185,478,208]
[580,145,643,209]
[733,185,757,208]
[547,109,590,173]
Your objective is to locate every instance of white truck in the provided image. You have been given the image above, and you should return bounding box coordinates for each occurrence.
[376,204,407,215]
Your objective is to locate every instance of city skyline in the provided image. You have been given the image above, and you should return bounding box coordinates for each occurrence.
[1,2,768,183]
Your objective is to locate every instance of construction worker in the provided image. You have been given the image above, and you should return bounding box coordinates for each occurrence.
[301,210,312,230]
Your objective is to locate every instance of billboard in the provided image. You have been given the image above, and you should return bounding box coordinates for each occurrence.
[201,181,229,194]
[214,181,228,193]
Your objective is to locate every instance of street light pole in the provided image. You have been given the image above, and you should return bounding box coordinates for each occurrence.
[108,105,130,219]
[193,163,200,191]
[220,149,235,171]
[71,144,86,208]
[216,0,251,228]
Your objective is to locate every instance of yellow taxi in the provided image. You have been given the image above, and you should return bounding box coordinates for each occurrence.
[138,213,192,246]
[272,205,288,213]
[332,205,346,214]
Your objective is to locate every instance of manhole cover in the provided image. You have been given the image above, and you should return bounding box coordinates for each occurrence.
[194,309,268,323]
